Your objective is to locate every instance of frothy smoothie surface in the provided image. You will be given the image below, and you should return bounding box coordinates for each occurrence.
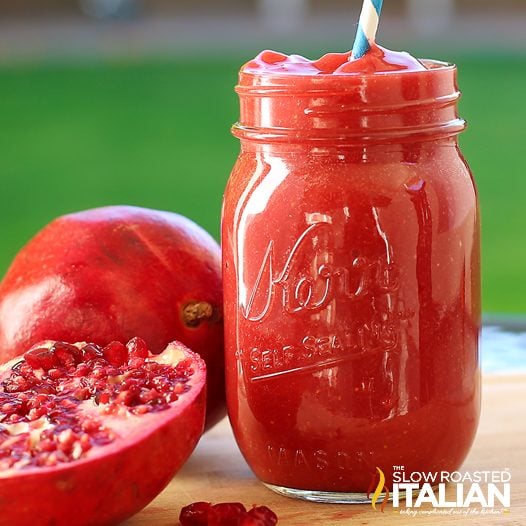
[243,44,427,76]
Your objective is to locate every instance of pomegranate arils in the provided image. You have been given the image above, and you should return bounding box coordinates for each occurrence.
[53,341,82,367]
[151,375,170,391]
[81,417,101,434]
[128,356,146,369]
[73,363,91,377]
[103,341,128,366]
[94,391,111,405]
[24,344,59,371]
[180,503,278,526]
[48,368,64,380]
[3,375,33,393]
[74,387,91,401]
[127,336,149,359]
[208,502,247,525]
[246,507,278,526]
[1,338,196,471]
[179,501,212,526]
[81,343,102,360]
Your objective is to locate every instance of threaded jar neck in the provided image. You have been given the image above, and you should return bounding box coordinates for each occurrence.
[233,60,465,145]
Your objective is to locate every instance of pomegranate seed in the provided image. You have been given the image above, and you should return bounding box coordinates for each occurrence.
[58,429,75,449]
[81,419,101,433]
[103,341,128,366]
[53,342,82,366]
[176,359,194,378]
[94,391,111,405]
[4,377,31,393]
[180,503,278,526]
[166,392,179,403]
[128,356,146,378]
[28,407,47,420]
[47,368,64,380]
[1,402,19,415]
[246,506,278,526]
[74,387,91,401]
[138,388,159,404]
[73,363,91,377]
[128,357,144,369]
[151,376,170,391]
[18,363,35,378]
[115,390,137,406]
[79,434,92,452]
[36,384,56,395]
[126,337,149,360]
[132,405,150,415]
[29,394,49,406]
[39,438,56,452]
[81,343,102,360]
[173,383,187,395]
[36,453,52,467]
[122,379,141,392]
[179,502,212,526]
[208,503,247,525]
[89,358,107,369]
[91,367,106,379]
[125,369,146,381]
[40,429,54,441]
[24,345,59,371]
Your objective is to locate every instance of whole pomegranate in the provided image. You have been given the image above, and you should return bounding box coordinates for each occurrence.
[0,206,224,428]
[0,337,206,526]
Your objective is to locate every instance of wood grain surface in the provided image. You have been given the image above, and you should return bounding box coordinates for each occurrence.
[124,375,526,525]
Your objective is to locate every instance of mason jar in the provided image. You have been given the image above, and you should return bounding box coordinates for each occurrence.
[222,53,480,503]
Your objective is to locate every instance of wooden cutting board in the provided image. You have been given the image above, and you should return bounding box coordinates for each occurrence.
[124,375,526,525]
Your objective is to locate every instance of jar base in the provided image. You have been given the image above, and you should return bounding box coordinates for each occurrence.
[263,483,376,504]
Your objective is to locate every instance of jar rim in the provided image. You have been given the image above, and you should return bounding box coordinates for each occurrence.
[234,59,465,143]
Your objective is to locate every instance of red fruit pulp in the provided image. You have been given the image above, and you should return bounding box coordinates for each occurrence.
[0,206,224,429]
[0,338,206,526]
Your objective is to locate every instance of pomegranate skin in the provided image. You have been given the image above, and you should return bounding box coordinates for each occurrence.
[0,342,207,526]
[0,206,224,428]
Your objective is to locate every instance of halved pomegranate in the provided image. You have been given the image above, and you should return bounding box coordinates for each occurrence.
[0,206,224,429]
[0,338,206,526]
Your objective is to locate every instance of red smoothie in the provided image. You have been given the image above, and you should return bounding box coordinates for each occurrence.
[222,44,480,501]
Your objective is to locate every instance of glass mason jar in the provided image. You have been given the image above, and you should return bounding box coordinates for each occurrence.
[221,59,480,503]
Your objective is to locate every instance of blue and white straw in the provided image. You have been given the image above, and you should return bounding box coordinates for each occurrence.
[352,0,384,60]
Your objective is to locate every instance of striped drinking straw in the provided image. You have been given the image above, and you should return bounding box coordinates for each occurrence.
[352,0,384,59]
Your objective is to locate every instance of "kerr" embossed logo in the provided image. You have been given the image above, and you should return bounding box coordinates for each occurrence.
[242,221,399,322]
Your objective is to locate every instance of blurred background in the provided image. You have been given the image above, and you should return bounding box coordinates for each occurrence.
[0,0,524,315]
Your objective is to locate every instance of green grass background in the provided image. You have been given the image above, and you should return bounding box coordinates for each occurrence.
[0,55,524,313]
